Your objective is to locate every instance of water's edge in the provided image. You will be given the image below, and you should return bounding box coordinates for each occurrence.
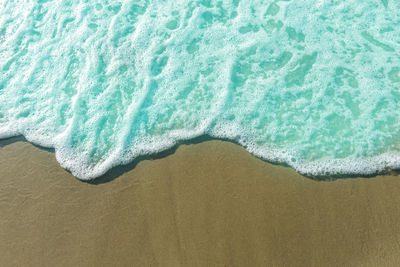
[1,135,399,184]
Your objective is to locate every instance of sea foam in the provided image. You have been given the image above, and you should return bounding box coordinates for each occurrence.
[1,0,400,179]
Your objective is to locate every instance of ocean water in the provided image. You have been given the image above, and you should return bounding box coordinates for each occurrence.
[1,0,400,180]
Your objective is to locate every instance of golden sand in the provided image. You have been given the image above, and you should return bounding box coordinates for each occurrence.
[1,139,400,266]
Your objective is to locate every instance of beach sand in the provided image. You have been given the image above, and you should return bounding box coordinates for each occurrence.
[1,139,400,266]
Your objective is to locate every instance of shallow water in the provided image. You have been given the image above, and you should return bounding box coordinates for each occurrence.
[1,0,400,179]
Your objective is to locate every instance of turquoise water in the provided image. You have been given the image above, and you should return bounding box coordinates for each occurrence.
[1,0,400,180]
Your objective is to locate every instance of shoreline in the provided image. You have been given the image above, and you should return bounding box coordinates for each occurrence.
[2,135,399,183]
[1,139,400,266]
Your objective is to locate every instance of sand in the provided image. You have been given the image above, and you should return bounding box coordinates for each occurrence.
[1,139,400,266]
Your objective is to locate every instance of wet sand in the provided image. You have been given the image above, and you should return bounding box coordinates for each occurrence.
[1,139,400,266]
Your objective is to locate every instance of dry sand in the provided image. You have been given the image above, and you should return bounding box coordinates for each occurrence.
[1,139,400,266]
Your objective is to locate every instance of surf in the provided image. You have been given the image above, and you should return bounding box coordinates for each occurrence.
[1,0,400,179]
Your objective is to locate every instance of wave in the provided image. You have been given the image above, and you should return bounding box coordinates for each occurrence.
[1,0,400,180]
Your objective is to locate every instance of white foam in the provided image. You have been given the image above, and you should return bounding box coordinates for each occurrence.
[1,0,400,180]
